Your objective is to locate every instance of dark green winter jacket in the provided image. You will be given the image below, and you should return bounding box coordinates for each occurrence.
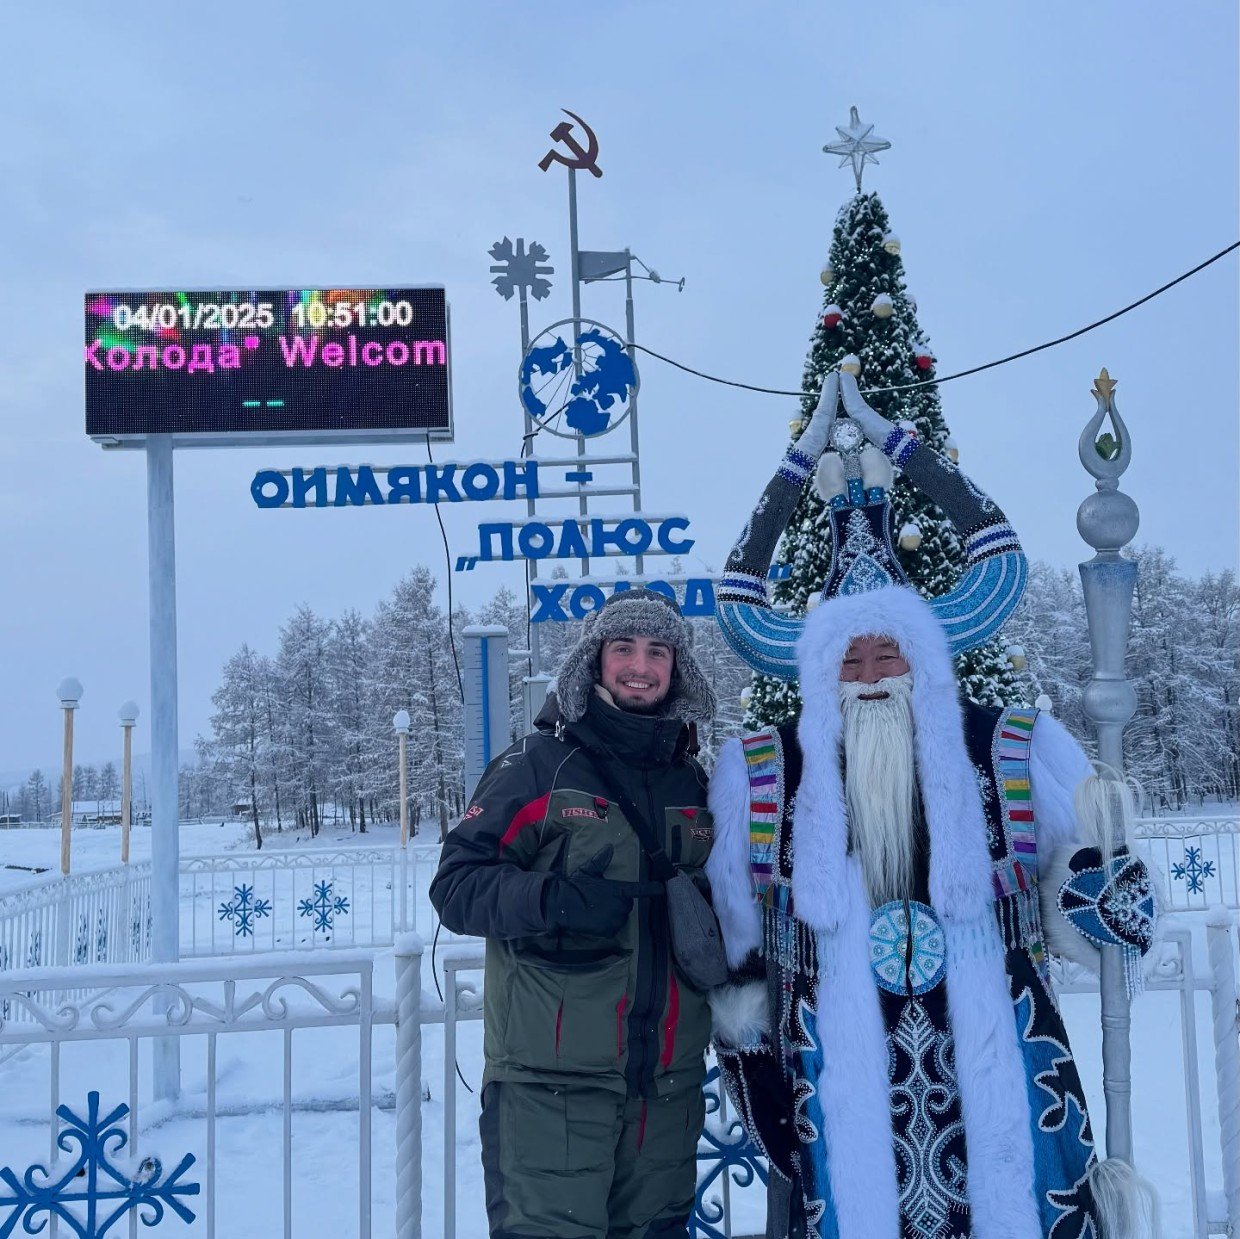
[429,692,713,1098]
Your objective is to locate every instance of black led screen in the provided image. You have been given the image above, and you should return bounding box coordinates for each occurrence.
[85,287,452,441]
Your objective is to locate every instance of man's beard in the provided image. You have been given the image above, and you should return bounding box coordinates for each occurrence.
[839,673,918,907]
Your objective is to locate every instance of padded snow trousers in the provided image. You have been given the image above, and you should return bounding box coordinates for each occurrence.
[479,1079,705,1238]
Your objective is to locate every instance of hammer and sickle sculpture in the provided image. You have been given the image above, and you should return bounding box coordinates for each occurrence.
[538,110,603,179]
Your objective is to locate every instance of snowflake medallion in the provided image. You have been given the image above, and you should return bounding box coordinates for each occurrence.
[488,237,554,302]
[0,1091,199,1236]
[298,880,349,935]
[1172,846,1216,895]
[217,884,272,938]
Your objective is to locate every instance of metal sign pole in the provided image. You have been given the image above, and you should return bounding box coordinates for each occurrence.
[623,250,645,576]
[567,165,590,577]
[146,434,181,1101]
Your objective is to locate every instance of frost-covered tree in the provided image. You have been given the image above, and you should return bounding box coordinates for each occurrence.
[748,192,1020,728]
[98,761,119,807]
[371,568,463,838]
[324,609,378,833]
[24,769,48,822]
[277,606,334,837]
[209,643,271,848]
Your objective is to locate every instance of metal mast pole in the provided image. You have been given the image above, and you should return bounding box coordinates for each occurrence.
[567,165,589,576]
[1076,368,1140,1162]
[624,250,645,576]
[146,434,181,1100]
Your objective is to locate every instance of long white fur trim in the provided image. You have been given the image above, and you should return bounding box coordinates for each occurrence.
[1030,712,1095,868]
[943,917,1042,1237]
[708,980,769,1048]
[817,860,901,1238]
[706,738,763,968]
[1088,1156,1162,1239]
[793,586,992,930]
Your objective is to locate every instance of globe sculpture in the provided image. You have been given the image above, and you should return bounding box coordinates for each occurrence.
[519,318,638,439]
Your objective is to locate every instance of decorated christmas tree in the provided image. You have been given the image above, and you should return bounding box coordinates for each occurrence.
[747,111,1020,727]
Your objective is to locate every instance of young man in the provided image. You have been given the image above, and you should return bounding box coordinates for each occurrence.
[707,373,1157,1238]
[430,589,718,1239]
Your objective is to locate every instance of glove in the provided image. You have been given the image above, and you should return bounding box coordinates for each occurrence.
[838,370,898,450]
[543,846,636,937]
[794,372,840,458]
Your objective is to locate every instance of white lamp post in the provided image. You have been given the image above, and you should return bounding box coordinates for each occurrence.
[393,709,411,931]
[118,701,140,864]
[57,678,83,876]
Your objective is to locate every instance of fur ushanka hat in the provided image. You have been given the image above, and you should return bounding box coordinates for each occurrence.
[553,588,717,725]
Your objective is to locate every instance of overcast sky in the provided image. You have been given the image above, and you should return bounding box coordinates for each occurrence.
[1,2,1236,779]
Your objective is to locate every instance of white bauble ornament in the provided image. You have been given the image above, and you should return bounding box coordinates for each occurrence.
[871,293,894,318]
[1035,694,1054,713]
[899,522,922,551]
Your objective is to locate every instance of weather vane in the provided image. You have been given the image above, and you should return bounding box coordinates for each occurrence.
[823,105,891,192]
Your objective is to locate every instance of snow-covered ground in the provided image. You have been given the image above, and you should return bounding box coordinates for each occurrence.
[1,820,1237,1236]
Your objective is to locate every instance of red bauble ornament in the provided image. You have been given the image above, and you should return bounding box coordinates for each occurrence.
[822,303,843,328]
[915,352,933,371]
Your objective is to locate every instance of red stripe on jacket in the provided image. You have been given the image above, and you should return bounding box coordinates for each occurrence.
[660,972,680,1069]
[498,792,551,850]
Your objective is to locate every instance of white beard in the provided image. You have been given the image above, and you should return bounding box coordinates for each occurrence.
[839,673,918,907]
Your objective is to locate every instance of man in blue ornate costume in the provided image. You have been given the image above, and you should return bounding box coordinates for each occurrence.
[706,371,1157,1239]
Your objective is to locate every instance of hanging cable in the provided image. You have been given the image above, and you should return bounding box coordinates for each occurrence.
[616,242,1239,400]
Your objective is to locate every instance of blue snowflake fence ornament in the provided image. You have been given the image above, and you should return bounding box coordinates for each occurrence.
[0,1091,198,1237]
[693,1065,767,1238]
[1171,845,1216,896]
[298,880,349,934]
[73,912,91,965]
[217,883,273,938]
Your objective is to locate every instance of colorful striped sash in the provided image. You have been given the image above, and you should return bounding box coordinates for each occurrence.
[740,731,783,899]
[993,708,1039,898]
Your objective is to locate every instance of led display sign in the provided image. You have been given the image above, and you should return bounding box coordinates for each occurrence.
[84,286,452,445]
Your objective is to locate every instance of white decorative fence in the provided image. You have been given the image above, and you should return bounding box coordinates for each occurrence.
[2,927,1239,1237]
[1134,818,1240,911]
[0,845,444,989]
[0,948,392,1237]
[2,818,1232,988]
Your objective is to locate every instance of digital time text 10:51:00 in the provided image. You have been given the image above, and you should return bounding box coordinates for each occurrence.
[110,300,420,333]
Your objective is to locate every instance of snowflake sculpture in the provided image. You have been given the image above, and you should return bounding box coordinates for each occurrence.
[1172,846,1216,895]
[0,1091,198,1237]
[298,880,349,934]
[217,883,272,938]
[488,237,553,302]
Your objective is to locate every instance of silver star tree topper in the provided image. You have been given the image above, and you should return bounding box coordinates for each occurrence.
[823,106,892,192]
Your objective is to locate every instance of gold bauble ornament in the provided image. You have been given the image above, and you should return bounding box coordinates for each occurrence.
[840,354,862,376]
[883,233,901,255]
[871,294,894,318]
[819,263,836,287]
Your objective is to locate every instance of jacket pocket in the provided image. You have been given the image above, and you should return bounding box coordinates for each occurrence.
[505,952,631,1074]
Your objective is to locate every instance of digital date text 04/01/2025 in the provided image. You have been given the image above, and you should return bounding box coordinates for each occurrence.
[109,300,422,333]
